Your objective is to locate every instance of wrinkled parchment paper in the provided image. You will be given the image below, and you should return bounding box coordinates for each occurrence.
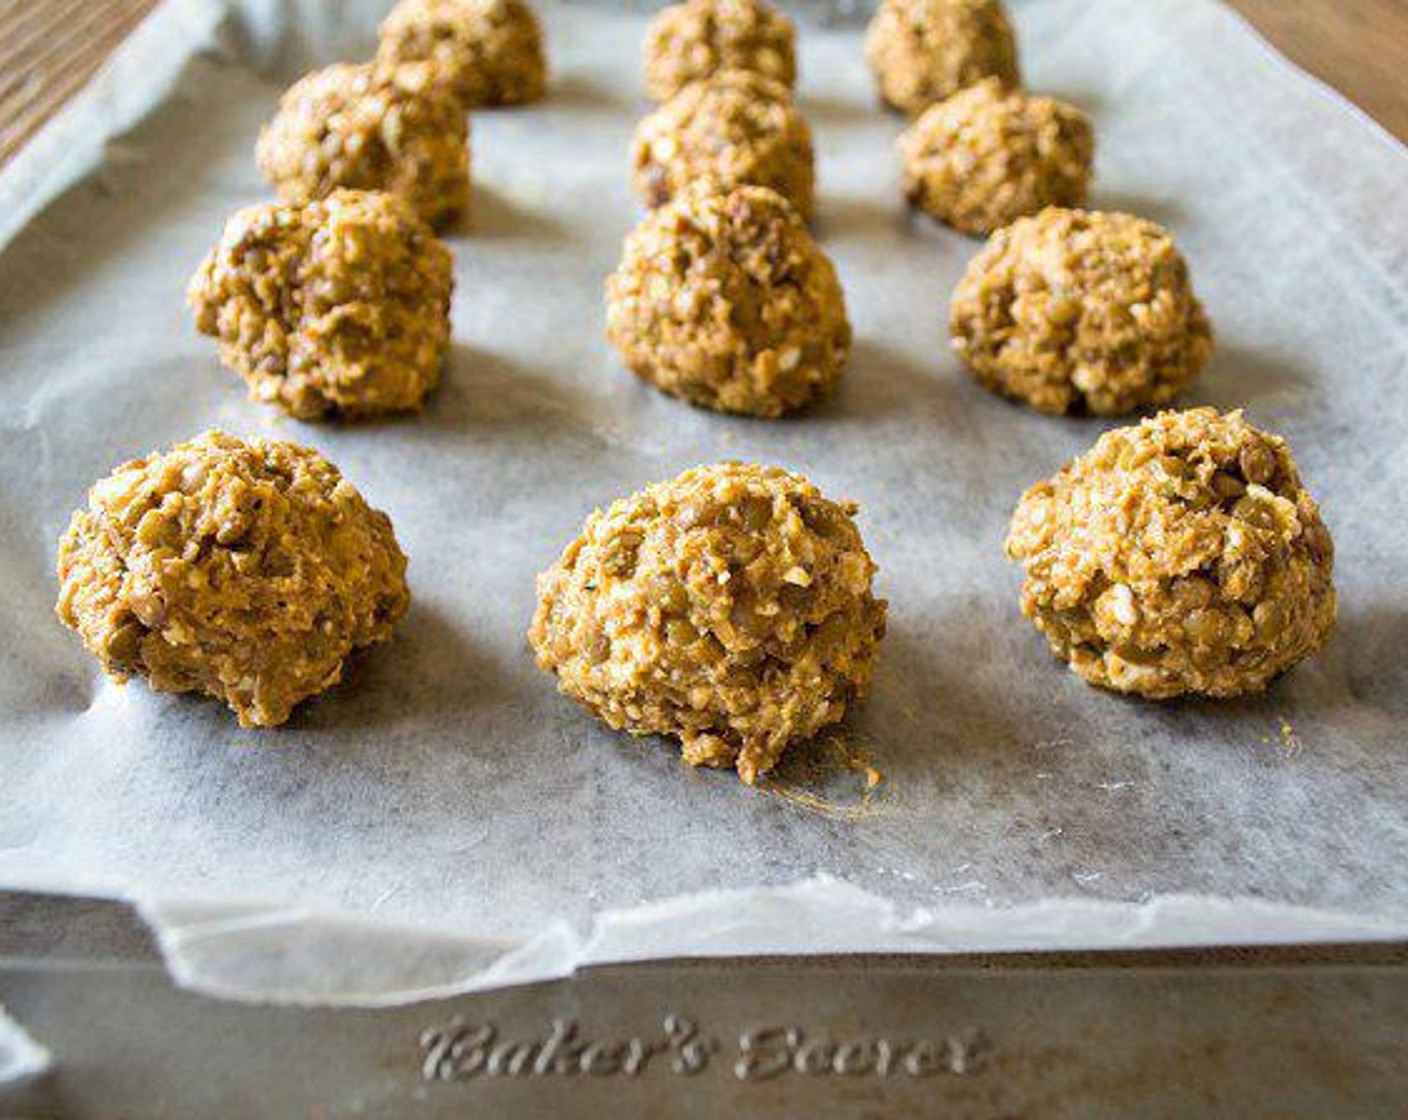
[2,0,1407,1011]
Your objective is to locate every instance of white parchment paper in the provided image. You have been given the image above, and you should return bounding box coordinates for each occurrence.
[1,0,1407,1007]
[0,1005,49,1085]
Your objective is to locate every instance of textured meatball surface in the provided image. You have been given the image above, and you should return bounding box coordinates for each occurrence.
[866,0,1019,117]
[899,78,1093,235]
[1006,408,1335,699]
[605,183,850,417]
[256,62,469,228]
[530,462,887,783]
[644,0,796,102]
[187,190,453,420]
[56,431,410,727]
[633,69,814,220]
[950,208,1213,415]
[377,0,547,108]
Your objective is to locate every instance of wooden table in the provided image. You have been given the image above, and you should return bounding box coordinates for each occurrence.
[0,0,160,168]
[0,0,1406,170]
[1230,0,1408,142]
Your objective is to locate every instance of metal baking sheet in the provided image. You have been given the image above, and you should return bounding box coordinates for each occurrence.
[3,890,1407,1119]
[0,0,1406,1009]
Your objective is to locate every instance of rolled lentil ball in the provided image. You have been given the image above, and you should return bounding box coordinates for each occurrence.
[56,431,410,727]
[643,0,796,102]
[377,0,547,108]
[187,190,453,420]
[529,462,888,783]
[605,182,850,418]
[1006,408,1336,699]
[633,68,815,221]
[899,77,1093,236]
[256,61,469,229]
[865,0,1019,117]
[949,207,1214,416]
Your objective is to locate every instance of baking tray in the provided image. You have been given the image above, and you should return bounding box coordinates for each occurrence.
[0,0,1406,1021]
[3,889,1407,1118]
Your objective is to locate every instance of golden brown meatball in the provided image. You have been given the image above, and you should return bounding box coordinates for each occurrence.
[899,78,1093,235]
[56,431,410,727]
[633,69,814,220]
[187,190,453,421]
[530,462,887,783]
[1006,408,1336,699]
[605,183,850,417]
[949,208,1213,416]
[866,0,1019,117]
[377,0,547,108]
[256,61,469,228]
[644,0,796,102]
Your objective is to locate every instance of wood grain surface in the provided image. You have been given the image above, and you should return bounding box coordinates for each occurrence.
[1230,0,1408,142]
[0,0,160,168]
[0,1,1405,164]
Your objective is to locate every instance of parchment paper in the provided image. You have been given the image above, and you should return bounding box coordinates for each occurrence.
[2,0,1407,1010]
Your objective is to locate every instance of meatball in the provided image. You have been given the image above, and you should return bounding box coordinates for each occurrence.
[256,61,469,228]
[187,190,453,421]
[633,69,814,220]
[377,0,547,108]
[899,78,1093,236]
[56,431,410,727]
[866,0,1019,117]
[530,462,887,783]
[1006,408,1336,699]
[949,208,1213,416]
[643,0,797,102]
[605,183,850,417]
